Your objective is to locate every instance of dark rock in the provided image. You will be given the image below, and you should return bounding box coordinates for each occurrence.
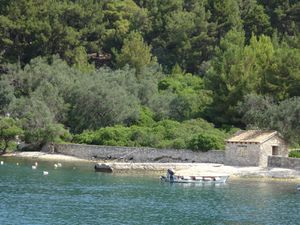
[94,163,113,173]
[18,143,40,151]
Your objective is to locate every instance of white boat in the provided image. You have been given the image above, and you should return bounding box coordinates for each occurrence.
[160,169,229,183]
[297,185,300,191]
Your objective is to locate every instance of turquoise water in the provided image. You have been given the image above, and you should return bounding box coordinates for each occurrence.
[0,157,300,225]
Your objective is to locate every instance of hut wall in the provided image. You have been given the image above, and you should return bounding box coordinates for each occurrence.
[260,136,288,167]
[225,142,260,166]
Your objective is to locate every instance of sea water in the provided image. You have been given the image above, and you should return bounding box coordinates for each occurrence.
[0,157,299,225]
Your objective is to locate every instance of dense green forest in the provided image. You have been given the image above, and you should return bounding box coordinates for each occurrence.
[0,0,299,153]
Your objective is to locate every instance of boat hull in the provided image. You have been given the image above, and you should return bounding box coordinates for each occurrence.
[160,175,229,183]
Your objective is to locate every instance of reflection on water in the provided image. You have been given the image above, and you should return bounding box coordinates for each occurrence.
[0,157,300,225]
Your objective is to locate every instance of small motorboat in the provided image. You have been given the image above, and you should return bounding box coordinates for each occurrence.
[94,163,113,173]
[160,169,229,183]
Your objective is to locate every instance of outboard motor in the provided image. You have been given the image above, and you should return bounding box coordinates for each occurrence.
[167,169,175,181]
[167,169,174,176]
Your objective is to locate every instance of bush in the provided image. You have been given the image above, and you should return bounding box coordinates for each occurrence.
[73,118,230,150]
[172,138,187,149]
[136,107,155,127]
[73,131,96,144]
[95,126,133,146]
[0,116,24,153]
[130,126,158,147]
[289,150,300,158]
[153,120,180,140]
[188,133,225,152]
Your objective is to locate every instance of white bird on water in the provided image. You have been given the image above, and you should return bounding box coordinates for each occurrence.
[1,161,3,165]
[43,171,49,176]
[54,163,62,168]
[32,165,37,169]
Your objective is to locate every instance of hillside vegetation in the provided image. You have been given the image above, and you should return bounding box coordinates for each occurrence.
[0,0,299,152]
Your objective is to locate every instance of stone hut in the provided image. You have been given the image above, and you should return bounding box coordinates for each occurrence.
[225,130,288,167]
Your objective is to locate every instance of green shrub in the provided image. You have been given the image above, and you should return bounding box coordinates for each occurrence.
[96,126,133,146]
[73,131,97,144]
[73,118,231,150]
[188,133,225,151]
[172,138,187,149]
[136,107,155,126]
[0,141,18,152]
[153,120,180,140]
[289,150,300,158]
[130,126,158,147]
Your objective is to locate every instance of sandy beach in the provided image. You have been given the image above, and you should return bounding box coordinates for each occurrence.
[3,151,300,180]
[3,151,88,162]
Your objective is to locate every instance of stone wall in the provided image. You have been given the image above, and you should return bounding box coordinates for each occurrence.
[45,143,225,163]
[268,156,300,170]
[260,135,288,167]
[225,142,260,166]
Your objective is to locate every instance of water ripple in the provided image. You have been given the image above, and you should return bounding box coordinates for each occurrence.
[1,159,299,225]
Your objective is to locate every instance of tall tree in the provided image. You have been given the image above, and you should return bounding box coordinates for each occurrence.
[0,0,105,66]
[102,0,150,53]
[0,116,23,153]
[258,0,300,36]
[156,67,212,121]
[243,35,275,95]
[134,0,216,73]
[67,67,141,133]
[240,94,300,145]
[240,0,272,42]
[115,31,155,74]
[0,79,14,114]
[261,43,300,100]
[204,29,247,125]
[163,1,214,73]
[207,0,243,40]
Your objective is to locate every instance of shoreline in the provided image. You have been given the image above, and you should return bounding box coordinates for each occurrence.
[2,151,300,180]
[2,151,89,162]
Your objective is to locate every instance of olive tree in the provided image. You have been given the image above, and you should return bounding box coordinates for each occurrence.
[0,116,23,153]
